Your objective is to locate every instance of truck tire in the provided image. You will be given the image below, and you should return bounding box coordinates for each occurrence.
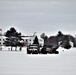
[55,51,59,54]
[27,50,31,54]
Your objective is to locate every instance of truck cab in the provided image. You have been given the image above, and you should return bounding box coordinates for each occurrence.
[27,44,40,54]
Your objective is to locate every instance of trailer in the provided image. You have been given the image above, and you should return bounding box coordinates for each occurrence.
[40,45,59,54]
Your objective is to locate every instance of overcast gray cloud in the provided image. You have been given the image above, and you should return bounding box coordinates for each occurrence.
[0,0,76,36]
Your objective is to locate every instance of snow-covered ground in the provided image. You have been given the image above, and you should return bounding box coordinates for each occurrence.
[0,46,76,75]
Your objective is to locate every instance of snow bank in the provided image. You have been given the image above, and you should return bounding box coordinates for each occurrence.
[0,47,76,75]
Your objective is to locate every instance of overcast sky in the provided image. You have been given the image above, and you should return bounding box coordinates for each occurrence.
[0,0,76,36]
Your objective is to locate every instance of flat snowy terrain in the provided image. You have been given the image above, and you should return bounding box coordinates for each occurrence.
[0,47,76,75]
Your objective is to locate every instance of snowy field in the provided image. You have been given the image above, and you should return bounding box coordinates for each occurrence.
[0,47,76,75]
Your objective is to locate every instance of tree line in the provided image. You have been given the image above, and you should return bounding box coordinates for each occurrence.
[3,27,39,51]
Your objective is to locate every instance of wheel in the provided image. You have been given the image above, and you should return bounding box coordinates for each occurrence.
[27,51,31,54]
[41,50,47,54]
[35,51,38,54]
[41,47,47,54]
[27,50,31,54]
[55,51,59,54]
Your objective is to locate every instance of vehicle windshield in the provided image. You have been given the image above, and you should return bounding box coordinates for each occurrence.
[29,46,37,49]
